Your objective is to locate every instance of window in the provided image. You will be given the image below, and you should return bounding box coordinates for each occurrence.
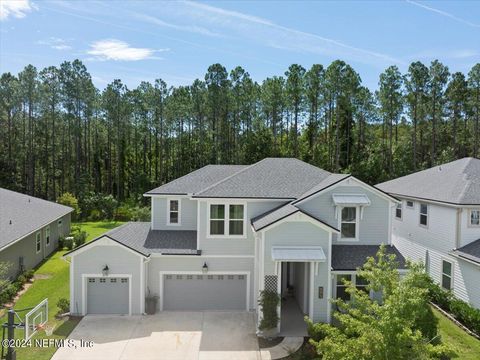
[355,275,369,294]
[395,203,402,220]
[441,260,453,290]
[336,274,352,301]
[45,226,50,246]
[35,232,41,254]
[209,203,245,236]
[406,200,414,208]
[210,204,225,235]
[470,210,480,226]
[341,207,357,239]
[420,203,428,227]
[167,199,180,225]
[58,219,63,235]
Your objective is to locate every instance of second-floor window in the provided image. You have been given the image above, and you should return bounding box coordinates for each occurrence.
[209,204,245,236]
[419,203,428,227]
[340,207,357,240]
[168,199,180,225]
[395,203,402,220]
[470,210,480,226]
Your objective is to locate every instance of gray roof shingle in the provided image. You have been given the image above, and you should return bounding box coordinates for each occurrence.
[251,203,339,232]
[66,222,199,256]
[332,245,407,270]
[145,165,248,195]
[0,188,73,250]
[376,157,480,205]
[293,174,351,203]
[194,158,332,199]
[452,239,480,264]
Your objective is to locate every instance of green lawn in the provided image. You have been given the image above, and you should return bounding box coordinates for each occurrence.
[433,307,480,360]
[1,221,124,360]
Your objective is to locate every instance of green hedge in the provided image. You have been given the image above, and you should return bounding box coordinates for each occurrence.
[0,270,35,305]
[429,281,480,335]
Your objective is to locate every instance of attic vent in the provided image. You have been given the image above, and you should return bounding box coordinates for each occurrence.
[9,220,12,225]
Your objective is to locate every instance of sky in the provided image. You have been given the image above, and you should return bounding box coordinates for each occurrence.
[1,0,479,90]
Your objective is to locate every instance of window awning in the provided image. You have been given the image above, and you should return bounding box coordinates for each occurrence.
[271,246,326,262]
[332,194,371,206]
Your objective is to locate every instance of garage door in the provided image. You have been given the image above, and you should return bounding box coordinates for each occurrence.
[163,274,247,311]
[87,277,129,314]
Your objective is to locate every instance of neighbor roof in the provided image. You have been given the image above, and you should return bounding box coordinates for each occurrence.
[145,165,248,195]
[331,245,407,270]
[452,239,480,265]
[0,188,73,250]
[194,158,332,199]
[376,157,480,205]
[65,222,199,257]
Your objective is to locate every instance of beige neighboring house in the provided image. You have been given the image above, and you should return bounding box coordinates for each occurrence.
[0,188,73,279]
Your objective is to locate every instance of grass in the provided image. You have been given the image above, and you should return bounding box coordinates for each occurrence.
[1,221,124,360]
[433,306,480,360]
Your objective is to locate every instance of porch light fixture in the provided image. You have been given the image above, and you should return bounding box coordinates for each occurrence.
[102,265,109,277]
[202,262,208,273]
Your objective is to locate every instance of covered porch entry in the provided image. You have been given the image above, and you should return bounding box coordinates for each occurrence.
[272,246,326,336]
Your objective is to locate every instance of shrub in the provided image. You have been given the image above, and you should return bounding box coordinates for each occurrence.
[64,237,74,250]
[258,290,280,331]
[80,192,118,220]
[57,298,70,314]
[131,206,150,221]
[88,209,102,221]
[24,270,34,281]
[73,231,87,247]
[114,205,133,221]
[58,236,65,249]
[57,192,80,220]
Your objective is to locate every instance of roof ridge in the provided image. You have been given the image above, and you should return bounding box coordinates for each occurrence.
[193,159,268,196]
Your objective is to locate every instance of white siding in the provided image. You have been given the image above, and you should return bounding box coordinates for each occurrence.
[298,181,391,245]
[151,197,197,231]
[460,208,480,247]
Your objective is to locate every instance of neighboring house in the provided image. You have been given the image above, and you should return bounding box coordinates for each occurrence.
[377,157,480,309]
[0,188,73,279]
[65,158,403,335]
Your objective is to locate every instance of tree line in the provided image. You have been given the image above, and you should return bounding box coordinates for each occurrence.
[0,59,479,204]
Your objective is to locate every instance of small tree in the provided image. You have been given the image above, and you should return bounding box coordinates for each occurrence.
[307,245,456,360]
[258,290,280,331]
[57,192,80,220]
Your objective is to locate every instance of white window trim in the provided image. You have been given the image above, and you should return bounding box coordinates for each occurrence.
[337,206,360,242]
[468,209,480,228]
[441,259,454,291]
[406,200,414,209]
[45,226,50,246]
[166,198,181,226]
[419,203,429,228]
[206,201,247,239]
[35,232,41,254]
[395,202,403,221]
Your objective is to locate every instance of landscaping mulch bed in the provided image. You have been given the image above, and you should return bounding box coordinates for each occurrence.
[258,336,284,348]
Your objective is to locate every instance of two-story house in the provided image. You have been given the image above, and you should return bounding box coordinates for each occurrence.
[65,158,403,335]
[377,157,480,309]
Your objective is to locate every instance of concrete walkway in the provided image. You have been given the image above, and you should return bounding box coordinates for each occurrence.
[52,312,260,360]
[260,337,304,360]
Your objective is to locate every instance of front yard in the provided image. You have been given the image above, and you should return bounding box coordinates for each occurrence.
[0,221,124,360]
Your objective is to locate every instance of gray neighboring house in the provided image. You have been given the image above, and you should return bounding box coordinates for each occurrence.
[65,158,403,335]
[377,157,480,309]
[0,188,73,279]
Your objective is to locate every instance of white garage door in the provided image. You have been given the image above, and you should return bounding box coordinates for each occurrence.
[163,274,247,311]
[87,277,129,314]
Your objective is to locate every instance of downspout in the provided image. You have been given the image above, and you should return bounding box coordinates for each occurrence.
[455,208,462,250]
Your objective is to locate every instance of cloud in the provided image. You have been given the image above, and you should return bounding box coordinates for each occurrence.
[406,0,480,28]
[181,1,403,66]
[36,37,72,50]
[86,39,168,61]
[0,0,35,20]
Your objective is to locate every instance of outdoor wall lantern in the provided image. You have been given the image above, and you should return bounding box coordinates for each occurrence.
[102,265,110,277]
[202,262,208,273]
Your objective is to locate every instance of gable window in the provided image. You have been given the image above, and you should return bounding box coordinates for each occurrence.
[395,203,402,220]
[45,226,50,246]
[167,199,181,225]
[210,204,225,235]
[441,260,453,290]
[419,203,428,227]
[209,203,245,237]
[470,210,480,226]
[406,200,414,208]
[35,232,41,254]
[340,207,357,239]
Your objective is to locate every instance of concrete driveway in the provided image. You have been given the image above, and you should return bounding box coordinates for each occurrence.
[52,312,260,360]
